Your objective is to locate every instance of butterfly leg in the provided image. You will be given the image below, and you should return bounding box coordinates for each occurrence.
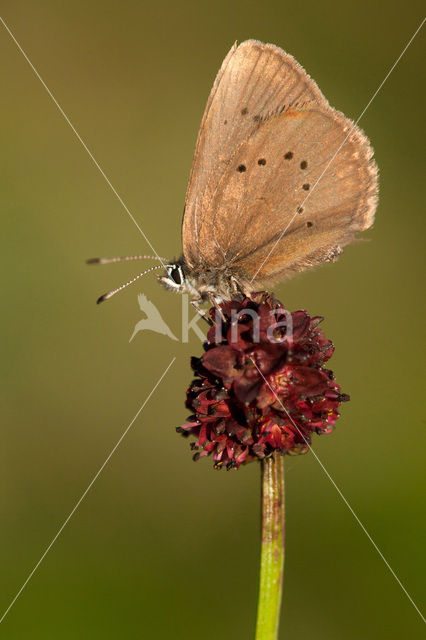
[190,299,213,326]
[207,293,228,322]
[230,276,246,299]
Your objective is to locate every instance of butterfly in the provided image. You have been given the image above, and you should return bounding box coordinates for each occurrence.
[89,40,378,313]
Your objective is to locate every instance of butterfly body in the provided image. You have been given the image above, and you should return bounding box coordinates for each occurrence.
[158,257,251,301]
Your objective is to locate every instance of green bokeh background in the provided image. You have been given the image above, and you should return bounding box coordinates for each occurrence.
[1,2,425,638]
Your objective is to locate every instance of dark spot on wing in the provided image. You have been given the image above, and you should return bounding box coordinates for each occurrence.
[237,164,247,173]
[241,107,248,115]
[297,206,304,214]
[300,160,308,169]
[284,151,293,160]
[258,158,266,166]
[302,183,310,191]
[253,115,261,122]
[224,119,228,125]
[307,221,313,227]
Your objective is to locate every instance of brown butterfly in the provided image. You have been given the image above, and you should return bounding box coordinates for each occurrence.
[89,40,378,312]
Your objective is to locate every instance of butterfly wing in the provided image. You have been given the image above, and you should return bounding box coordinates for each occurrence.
[182,40,328,268]
[182,40,378,285]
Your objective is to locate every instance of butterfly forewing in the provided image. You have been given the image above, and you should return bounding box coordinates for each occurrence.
[182,40,378,287]
[182,40,328,268]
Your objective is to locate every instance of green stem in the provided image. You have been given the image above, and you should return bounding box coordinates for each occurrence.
[255,453,285,640]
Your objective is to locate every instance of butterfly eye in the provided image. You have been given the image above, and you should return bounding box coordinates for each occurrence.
[169,266,183,285]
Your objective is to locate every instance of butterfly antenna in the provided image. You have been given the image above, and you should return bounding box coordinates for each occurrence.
[87,254,168,265]
[96,265,172,304]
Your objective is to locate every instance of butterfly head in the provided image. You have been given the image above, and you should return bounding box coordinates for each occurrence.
[158,259,231,300]
[158,262,188,294]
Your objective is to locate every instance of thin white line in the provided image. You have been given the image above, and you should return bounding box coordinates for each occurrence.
[0,16,165,268]
[0,356,176,625]
[250,16,426,283]
[251,358,425,623]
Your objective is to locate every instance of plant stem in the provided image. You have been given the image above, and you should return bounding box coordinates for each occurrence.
[255,453,285,640]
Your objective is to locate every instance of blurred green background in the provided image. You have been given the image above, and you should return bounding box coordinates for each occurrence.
[1,2,425,638]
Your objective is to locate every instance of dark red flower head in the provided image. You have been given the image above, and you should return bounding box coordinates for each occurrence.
[177,292,349,469]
